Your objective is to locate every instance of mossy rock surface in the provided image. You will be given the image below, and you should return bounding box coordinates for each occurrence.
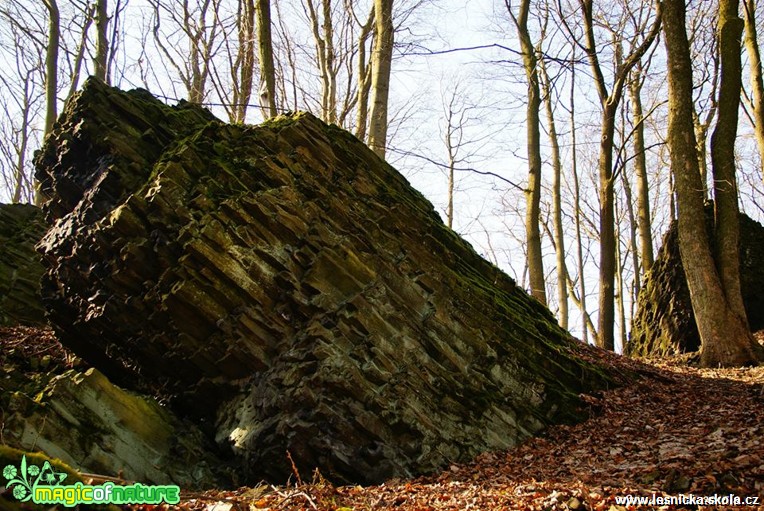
[36,77,616,485]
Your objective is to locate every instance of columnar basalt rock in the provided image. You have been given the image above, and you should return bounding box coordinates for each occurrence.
[36,78,613,485]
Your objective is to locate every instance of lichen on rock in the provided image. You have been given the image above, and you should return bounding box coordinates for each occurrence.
[36,77,614,485]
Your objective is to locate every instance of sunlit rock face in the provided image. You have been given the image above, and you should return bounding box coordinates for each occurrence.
[35,77,611,485]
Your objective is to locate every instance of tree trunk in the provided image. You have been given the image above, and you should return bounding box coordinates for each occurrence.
[43,0,59,135]
[597,102,617,351]
[40,0,60,206]
[512,0,546,305]
[367,0,393,158]
[355,5,374,141]
[570,55,590,344]
[743,0,764,181]
[578,0,659,350]
[234,0,257,123]
[256,0,277,118]
[540,59,567,326]
[11,76,32,204]
[629,68,654,272]
[662,0,763,367]
[710,0,752,337]
[615,220,627,352]
[622,166,641,298]
[94,0,109,82]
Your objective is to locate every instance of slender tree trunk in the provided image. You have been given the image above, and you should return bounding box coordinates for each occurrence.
[597,102,618,351]
[43,0,59,135]
[662,0,763,367]
[540,59,567,326]
[615,221,627,352]
[323,0,337,122]
[570,56,590,344]
[12,75,31,204]
[743,0,764,181]
[694,115,711,197]
[306,0,337,122]
[234,0,256,123]
[622,168,641,297]
[67,4,96,100]
[511,0,546,305]
[447,160,454,228]
[711,0,748,326]
[578,0,659,350]
[629,68,654,272]
[355,5,374,141]
[94,0,109,82]
[367,0,393,158]
[40,0,60,206]
[256,0,277,118]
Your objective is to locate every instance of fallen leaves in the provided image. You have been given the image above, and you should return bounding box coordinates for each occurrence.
[5,327,763,510]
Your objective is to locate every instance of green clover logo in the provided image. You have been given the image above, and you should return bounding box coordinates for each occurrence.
[2,455,66,503]
[3,456,33,502]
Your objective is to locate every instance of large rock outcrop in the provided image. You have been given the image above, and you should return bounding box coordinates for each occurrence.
[35,78,613,485]
[628,208,764,358]
[0,204,47,326]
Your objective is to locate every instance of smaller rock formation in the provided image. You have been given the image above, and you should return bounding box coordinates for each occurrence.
[1,326,233,489]
[628,208,764,358]
[0,204,46,326]
[4,368,232,487]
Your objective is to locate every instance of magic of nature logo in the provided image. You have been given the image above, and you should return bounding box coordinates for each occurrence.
[3,455,180,507]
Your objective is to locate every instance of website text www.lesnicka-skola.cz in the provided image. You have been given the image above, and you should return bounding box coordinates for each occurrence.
[615,493,760,507]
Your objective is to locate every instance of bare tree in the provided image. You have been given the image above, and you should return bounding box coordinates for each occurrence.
[689,1,719,197]
[438,78,493,229]
[0,33,43,203]
[257,0,277,117]
[42,0,60,136]
[710,0,748,334]
[148,0,221,103]
[628,63,655,273]
[562,0,660,350]
[367,0,393,157]
[94,0,108,82]
[508,0,547,305]
[743,0,764,180]
[539,57,567,325]
[662,0,763,367]
[354,2,375,140]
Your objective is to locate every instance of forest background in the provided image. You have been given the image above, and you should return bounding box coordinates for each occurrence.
[2,0,763,355]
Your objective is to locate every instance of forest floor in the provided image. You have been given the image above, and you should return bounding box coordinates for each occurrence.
[173,346,764,511]
[3,327,764,511]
